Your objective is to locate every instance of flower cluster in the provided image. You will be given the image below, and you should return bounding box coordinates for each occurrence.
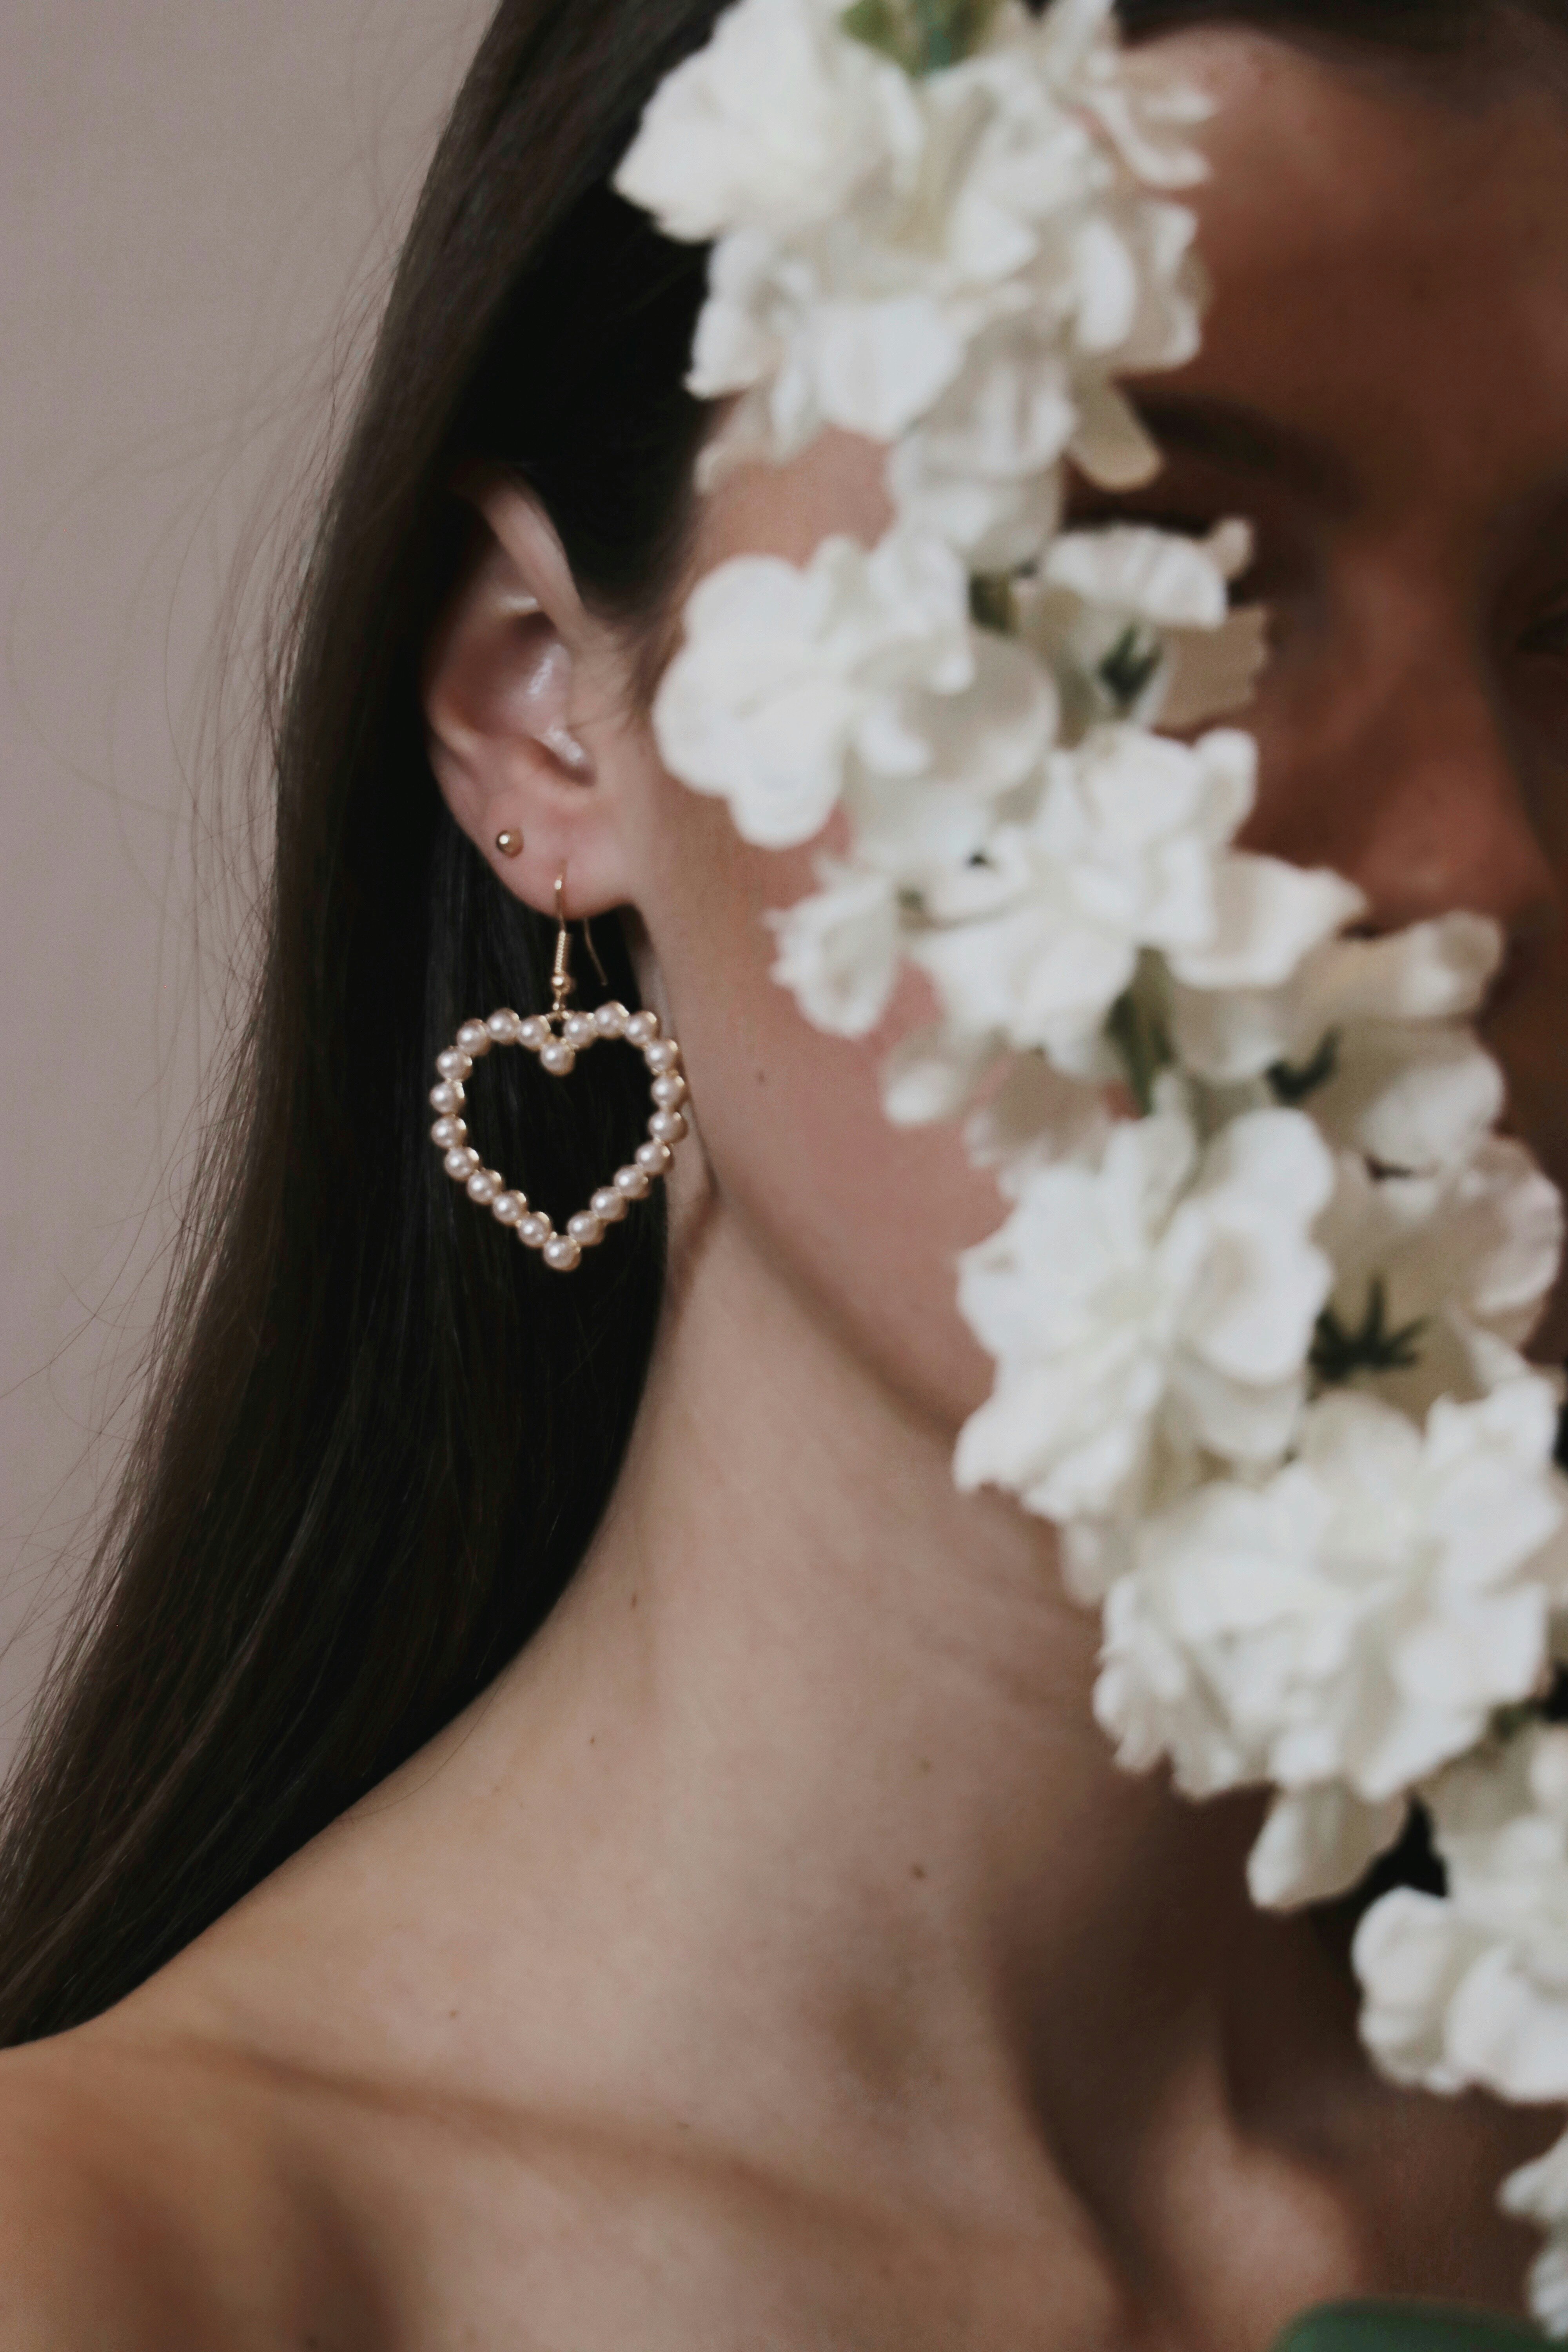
[618,0,1568,2321]
[1355,1728,1568,2332]
[619,0,1208,563]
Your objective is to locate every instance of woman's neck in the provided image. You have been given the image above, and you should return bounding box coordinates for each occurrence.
[140,1190,1362,2242]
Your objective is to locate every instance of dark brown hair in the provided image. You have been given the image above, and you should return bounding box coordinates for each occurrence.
[0,0,1551,2043]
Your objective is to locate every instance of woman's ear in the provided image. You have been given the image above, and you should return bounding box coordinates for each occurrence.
[423,483,633,916]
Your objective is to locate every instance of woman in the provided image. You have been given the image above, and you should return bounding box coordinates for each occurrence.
[0,0,1563,2343]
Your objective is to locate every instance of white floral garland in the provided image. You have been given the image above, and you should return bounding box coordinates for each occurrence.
[615,0,1568,2320]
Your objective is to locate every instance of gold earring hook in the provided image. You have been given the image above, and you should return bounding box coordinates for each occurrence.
[583,918,608,992]
[551,871,574,1016]
[549,868,609,1020]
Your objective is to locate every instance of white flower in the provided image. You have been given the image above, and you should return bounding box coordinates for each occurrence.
[669,4,1205,560]
[1314,1138,1564,1419]
[1044,520,1248,632]
[1364,1761,1568,2338]
[955,1099,1333,1520]
[911,726,1356,1077]
[962,1045,1109,1181]
[984,0,1209,188]
[1023,518,1269,735]
[613,0,918,243]
[767,858,904,1037]
[1096,1380,1568,1906]
[848,627,1059,877]
[883,325,1075,568]
[693,218,980,452]
[876,1023,1110,1171]
[1161,852,1366,998]
[653,527,1051,849]
[884,191,1203,561]
[879,1020,1007,1124]
[875,1029,1109,1181]
[1501,2128,1568,2339]
[1172,911,1505,1171]
[1355,1722,1568,2103]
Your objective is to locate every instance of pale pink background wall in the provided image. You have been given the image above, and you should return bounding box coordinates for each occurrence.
[0,0,494,1757]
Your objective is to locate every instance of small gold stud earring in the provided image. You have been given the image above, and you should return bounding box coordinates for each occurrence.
[495,829,524,859]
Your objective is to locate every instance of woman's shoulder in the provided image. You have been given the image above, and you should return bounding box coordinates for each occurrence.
[0,2035,192,2348]
[0,2024,367,2352]
[0,2007,588,2352]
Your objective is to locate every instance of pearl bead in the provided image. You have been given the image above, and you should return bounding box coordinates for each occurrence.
[444,1145,480,1181]
[430,1116,468,1149]
[590,1186,628,1223]
[435,1047,472,1083]
[491,1190,526,1225]
[643,1039,680,1075]
[456,1021,491,1056]
[543,1235,582,1273]
[567,1210,604,1248]
[650,1073,686,1109]
[624,1009,660,1047]
[613,1164,651,1200]
[563,1011,597,1049]
[429,1080,465,1116]
[517,1211,553,1249]
[648,1109,686,1147]
[634,1140,673,1177]
[594,1001,629,1038]
[466,1168,501,1204]
[517,1015,551,1052]
[486,1008,522,1045]
[539,1040,575,1077]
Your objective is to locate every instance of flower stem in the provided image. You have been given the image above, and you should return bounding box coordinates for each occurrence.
[1107,984,1172,1116]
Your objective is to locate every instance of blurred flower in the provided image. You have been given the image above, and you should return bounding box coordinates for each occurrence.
[1356,1722,1568,2102]
[653,528,1051,850]
[956,1098,1333,1519]
[1098,1380,1568,1903]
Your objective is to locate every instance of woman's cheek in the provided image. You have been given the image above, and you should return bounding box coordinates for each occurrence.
[641,773,1004,1432]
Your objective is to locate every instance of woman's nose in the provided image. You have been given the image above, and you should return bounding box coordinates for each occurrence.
[1241,603,1559,946]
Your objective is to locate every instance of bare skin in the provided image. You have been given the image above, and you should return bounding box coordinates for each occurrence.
[3,27,1568,2351]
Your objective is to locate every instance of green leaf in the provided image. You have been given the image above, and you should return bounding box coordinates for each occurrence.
[969,572,1019,635]
[1310,1278,1428,1387]
[1097,623,1164,715]
[841,0,1005,74]
[1269,1030,1341,1107]
[1274,2301,1543,2352]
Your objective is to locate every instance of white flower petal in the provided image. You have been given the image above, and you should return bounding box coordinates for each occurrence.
[1248,1784,1405,1909]
[1042,522,1232,628]
[1353,1728,1568,2143]
[1069,377,1163,488]
[614,0,913,242]
[1156,607,1270,730]
[768,860,901,1036]
[1168,853,1366,993]
[654,528,997,849]
[1354,1886,1479,2092]
[880,1022,1000,1125]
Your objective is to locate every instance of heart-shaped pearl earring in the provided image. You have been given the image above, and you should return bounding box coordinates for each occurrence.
[429,874,688,1272]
